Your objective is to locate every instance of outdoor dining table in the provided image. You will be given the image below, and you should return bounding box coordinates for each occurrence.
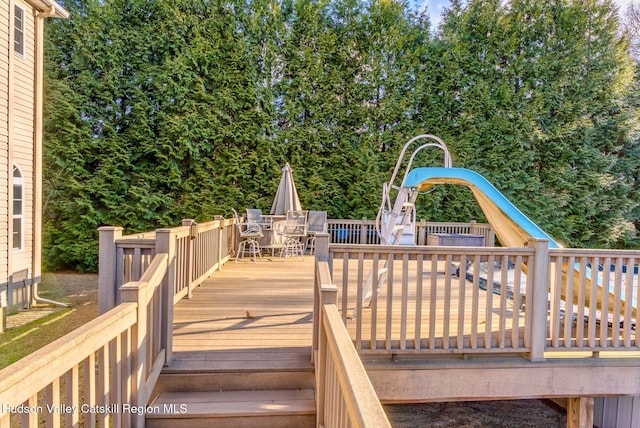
[259,214,287,255]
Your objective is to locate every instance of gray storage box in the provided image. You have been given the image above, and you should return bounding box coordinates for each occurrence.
[427,233,485,247]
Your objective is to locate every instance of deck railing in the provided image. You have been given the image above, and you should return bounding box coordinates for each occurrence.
[0,216,235,427]
[0,252,169,428]
[98,217,234,365]
[327,218,494,246]
[548,248,640,352]
[314,234,391,427]
[4,215,639,426]
[319,238,639,360]
[98,217,234,311]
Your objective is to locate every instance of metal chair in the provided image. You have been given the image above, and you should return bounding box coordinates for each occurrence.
[305,211,327,254]
[232,209,263,262]
[278,210,308,259]
[246,208,272,229]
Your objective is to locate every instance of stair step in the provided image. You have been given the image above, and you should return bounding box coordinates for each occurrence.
[154,370,315,394]
[163,348,313,373]
[146,389,315,428]
[153,349,315,395]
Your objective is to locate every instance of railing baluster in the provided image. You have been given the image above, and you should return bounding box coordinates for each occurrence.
[120,328,132,428]
[85,353,96,428]
[456,254,466,350]
[45,378,61,428]
[484,254,495,349]
[563,256,576,349]
[576,257,587,347]
[415,253,424,350]
[111,335,122,428]
[385,253,395,350]
[512,255,523,349]
[22,395,38,427]
[600,257,611,348]
[97,344,110,427]
[550,255,562,348]
[428,255,438,350]
[624,257,634,347]
[442,254,452,350]
[497,255,509,348]
[470,254,480,349]
[400,254,410,350]
[370,253,379,351]
[611,257,623,347]
[588,257,599,348]
[355,252,364,349]
[66,366,80,428]
[341,252,349,323]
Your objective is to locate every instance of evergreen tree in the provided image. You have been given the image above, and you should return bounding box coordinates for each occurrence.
[44,0,270,270]
[434,0,639,247]
[43,0,640,270]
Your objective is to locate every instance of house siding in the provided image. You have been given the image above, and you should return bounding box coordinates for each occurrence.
[0,0,10,289]
[11,0,34,279]
[594,396,640,428]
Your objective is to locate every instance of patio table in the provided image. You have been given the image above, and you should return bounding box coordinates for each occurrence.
[259,215,286,255]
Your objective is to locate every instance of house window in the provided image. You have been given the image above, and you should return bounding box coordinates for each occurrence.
[14,5,24,56]
[13,165,23,250]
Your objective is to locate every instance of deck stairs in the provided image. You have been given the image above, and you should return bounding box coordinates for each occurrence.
[146,347,316,428]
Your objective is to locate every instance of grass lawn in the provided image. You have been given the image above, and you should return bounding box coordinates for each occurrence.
[0,272,99,369]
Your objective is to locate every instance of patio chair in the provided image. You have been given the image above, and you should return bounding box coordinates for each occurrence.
[232,208,263,262]
[246,208,272,229]
[305,210,327,255]
[278,210,308,259]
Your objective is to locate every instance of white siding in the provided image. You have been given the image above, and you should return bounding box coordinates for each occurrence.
[0,0,10,287]
[11,1,34,276]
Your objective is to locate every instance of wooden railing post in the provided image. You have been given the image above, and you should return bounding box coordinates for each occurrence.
[360,217,368,244]
[418,219,426,245]
[215,216,224,269]
[488,227,496,247]
[528,238,549,361]
[156,228,176,364]
[120,281,147,428]
[98,226,123,314]
[313,233,331,359]
[315,257,338,428]
[316,233,330,263]
[182,219,196,297]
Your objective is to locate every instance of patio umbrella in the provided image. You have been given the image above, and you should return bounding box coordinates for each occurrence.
[270,163,302,215]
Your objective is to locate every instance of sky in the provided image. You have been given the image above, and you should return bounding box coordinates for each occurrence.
[422,0,635,29]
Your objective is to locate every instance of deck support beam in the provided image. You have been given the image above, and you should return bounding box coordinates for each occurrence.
[567,396,593,428]
[366,359,640,403]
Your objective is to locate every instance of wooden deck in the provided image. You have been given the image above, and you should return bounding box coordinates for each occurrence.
[172,256,316,353]
[158,256,318,425]
[171,256,502,356]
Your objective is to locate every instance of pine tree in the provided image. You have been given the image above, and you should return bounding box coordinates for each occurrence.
[433,0,639,247]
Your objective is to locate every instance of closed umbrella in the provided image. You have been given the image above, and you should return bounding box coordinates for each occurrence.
[270,163,302,215]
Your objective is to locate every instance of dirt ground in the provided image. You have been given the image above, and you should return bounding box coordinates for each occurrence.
[386,399,567,427]
[6,272,568,426]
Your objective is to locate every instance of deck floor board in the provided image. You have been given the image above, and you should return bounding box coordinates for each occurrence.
[172,257,316,354]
